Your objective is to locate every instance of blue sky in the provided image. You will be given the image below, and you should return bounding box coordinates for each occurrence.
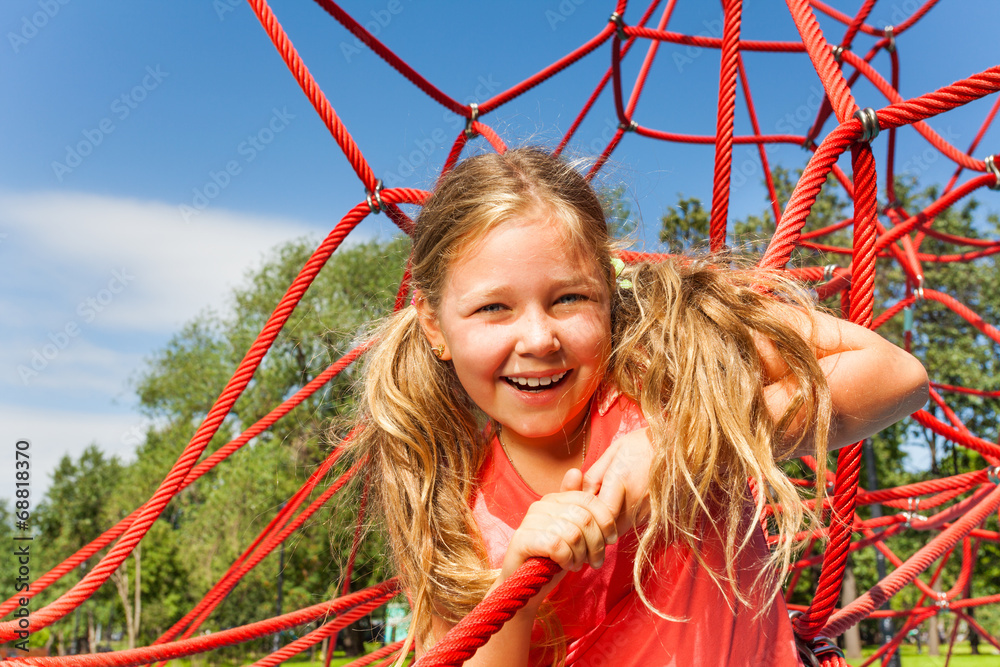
[2,1,998,499]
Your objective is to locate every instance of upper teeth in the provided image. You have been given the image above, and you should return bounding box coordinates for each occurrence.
[508,371,567,387]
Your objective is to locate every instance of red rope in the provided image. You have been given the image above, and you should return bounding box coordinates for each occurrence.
[17,3,1000,663]
[707,0,743,250]
[412,559,562,666]
[823,484,1000,637]
[4,582,399,667]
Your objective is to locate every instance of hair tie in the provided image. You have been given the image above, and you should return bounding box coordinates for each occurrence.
[610,257,632,290]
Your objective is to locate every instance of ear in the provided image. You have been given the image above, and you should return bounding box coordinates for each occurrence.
[413,291,452,361]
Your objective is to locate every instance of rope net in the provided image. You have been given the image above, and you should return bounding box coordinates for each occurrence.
[5,1,1000,666]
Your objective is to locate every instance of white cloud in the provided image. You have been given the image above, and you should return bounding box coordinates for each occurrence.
[2,336,144,396]
[0,189,326,333]
[0,405,148,503]
[0,189,374,503]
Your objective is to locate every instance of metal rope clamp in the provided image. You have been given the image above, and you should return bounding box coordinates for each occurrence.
[366,179,385,215]
[988,466,1000,485]
[985,154,1000,191]
[619,119,638,132]
[822,264,838,281]
[854,107,880,144]
[464,102,479,139]
[787,615,845,667]
[609,11,628,41]
[883,26,896,53]
[831,45,847,63]
[902,497,924,528]
[936,592,949,613]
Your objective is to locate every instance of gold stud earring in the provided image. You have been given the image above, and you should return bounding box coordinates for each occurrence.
[431,344,446,359]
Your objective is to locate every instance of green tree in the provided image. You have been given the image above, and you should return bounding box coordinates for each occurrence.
[33,446,124,654]
[120,236,409,652]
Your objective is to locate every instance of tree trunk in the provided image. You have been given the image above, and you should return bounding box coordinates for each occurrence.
[111,564,136,650]
[87,608,96,654]
[928,578,942,656]
[841,562,863,659]
[133,544,142,646]
[966,561,979,654]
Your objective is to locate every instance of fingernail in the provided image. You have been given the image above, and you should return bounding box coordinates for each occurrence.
[594,557,604,569]
[609,532,618,545]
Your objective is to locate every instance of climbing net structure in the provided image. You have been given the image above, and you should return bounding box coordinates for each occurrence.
[4,1,1000,666]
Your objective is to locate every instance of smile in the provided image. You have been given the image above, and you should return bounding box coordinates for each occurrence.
[503,371,569,392]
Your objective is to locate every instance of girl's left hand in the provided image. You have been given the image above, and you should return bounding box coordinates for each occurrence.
[581,427,653,536]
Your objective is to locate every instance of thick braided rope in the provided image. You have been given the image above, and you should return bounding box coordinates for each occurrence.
[157,459,367,646]
[780,0,871,639]
[3,581,399,667]
[311,1,465,115]
[0,203,384,641]
[708,0,743,250]
[246,591,393,667]
[0,345,367,617]
[341,641,407,667]
[760,67,1000,271]
[11,3,1000,661]
[247,0,377,191]
[822,484,1000,637]
[411,559,562,666]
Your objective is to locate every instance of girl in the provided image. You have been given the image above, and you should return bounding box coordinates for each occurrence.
[352,148,928,665]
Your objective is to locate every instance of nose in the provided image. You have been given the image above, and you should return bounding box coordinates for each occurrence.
[514,307,560,357]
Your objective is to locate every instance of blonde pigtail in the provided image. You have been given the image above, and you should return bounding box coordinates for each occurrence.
[352,306,494,645]
[609,259,831,615]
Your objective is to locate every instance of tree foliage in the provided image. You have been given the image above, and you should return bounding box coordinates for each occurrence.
[32,236,410,656]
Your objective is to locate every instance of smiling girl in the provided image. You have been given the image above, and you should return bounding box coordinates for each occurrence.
[351,148,928,665]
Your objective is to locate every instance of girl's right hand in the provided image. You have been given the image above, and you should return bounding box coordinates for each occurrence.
[498,469,619,613]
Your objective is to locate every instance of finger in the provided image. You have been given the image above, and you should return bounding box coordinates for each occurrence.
[549,492,617,535]
[596,473,627,533]
[552,493,618,565]
[561,467,583,492]
[581,441,621,494]
[531,514,588,571]
[526,503,597,570]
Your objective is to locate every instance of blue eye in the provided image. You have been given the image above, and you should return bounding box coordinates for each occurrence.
[477,303,505,313]
[556,294,586,305]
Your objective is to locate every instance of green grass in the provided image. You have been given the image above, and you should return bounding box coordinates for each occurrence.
[162,643,389,667]
[846,642,1000,666]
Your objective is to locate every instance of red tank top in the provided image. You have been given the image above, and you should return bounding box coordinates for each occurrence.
[471,390,804,666]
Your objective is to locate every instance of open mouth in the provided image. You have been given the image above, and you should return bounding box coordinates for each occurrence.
[503,370,570,393]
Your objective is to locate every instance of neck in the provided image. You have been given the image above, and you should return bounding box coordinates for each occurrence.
[497,401,592,494]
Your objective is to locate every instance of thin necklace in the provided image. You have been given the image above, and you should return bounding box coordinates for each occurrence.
[497,402,592,487]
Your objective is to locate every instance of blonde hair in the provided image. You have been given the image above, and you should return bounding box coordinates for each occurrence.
[349,148,830,653]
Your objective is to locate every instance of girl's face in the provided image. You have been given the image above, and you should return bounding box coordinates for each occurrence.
[419,211,612,454]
